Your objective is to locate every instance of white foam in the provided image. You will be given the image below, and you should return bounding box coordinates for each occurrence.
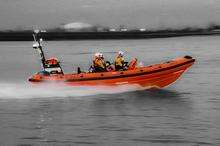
[0,82,142,99]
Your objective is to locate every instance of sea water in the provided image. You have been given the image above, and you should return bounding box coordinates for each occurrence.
[0,36,219,145]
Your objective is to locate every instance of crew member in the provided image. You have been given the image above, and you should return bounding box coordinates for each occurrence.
[114,51,126,71]
[99,53,106,68]
[92,52,106,72]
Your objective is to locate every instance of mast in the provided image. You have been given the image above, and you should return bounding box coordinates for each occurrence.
[32,30,47,69]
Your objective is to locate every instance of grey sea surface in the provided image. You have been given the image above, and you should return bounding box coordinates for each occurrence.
[0,36,219,146]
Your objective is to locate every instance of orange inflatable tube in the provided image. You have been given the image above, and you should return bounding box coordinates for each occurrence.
[29,56,195,89]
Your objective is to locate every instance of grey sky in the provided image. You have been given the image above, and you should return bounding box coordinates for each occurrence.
[0,0,220,30]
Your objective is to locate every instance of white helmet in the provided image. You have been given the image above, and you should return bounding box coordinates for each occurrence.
[118,51,124,56]
[95,52,100,57]
[99,53,103,58]
[33,42,39,48]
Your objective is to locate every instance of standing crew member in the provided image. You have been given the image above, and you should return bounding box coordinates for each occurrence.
[115,51,125,71]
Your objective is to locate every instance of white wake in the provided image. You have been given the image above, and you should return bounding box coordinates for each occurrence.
[0,82,142,99]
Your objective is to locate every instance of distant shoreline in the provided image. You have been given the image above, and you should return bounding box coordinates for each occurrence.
[0,30,220,41]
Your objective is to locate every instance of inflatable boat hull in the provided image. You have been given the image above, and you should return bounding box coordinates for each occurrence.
[29,56,195,89]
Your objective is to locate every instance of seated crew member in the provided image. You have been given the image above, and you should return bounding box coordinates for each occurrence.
[114,51,126,71]
[99,53,106,68]
[92,52,106,72]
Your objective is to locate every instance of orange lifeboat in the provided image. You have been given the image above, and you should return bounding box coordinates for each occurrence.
[29,31,195,89]
[29,55,195,89]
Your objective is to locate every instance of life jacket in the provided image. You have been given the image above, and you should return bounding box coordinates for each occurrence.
[93,58,105,68]
[115,56,124,67]
[128,58,137,70]
[46,58,58,65]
